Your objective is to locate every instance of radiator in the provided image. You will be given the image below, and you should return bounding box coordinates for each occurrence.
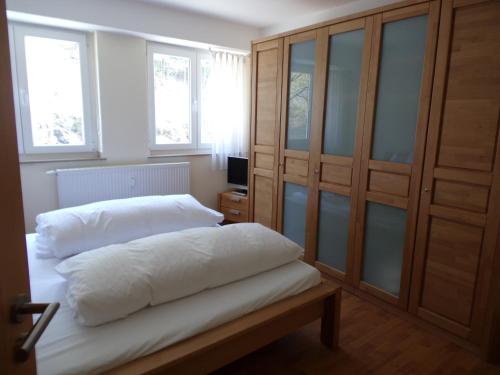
[54,162,190,208]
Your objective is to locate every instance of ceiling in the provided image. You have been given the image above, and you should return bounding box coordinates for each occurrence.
[136,0,357,28]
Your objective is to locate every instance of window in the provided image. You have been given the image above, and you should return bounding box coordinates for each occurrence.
[10,24,96,154]
[148,43,212,151]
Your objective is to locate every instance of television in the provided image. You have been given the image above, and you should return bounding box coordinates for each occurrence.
[227,156,248,194]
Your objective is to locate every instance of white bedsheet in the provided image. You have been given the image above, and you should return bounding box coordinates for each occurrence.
[27,233,321,375]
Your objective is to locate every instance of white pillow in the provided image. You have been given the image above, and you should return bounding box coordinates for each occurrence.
[55,223,303,326]
[36,194,223,259]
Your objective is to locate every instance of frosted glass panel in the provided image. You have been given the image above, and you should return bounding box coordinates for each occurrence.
[323,29,364,156]
[362,202,407,296]
[371,15,428,164]
[286,40,316,151]
[283,183,308,247]
[317,192,351,272]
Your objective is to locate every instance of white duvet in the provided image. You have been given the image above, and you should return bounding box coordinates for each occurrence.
[56,223,304,326]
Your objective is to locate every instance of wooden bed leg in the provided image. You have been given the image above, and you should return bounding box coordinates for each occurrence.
[321,288,341,349]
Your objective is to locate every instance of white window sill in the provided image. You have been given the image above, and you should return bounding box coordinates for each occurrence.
[19,152,106,164]
[148,151,211,158]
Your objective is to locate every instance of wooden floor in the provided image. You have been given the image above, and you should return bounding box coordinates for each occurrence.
[213,292,500,374]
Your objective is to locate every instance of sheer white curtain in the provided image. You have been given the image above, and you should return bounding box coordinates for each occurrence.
[206,51,250,170]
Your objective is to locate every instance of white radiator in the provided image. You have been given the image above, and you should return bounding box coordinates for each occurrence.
[54,162,190,208]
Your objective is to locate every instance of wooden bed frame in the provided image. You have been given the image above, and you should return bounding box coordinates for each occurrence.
[106,280,341,375]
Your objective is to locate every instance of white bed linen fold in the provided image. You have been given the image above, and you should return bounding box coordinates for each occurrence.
[27,234,320,375]
[55,223,304,326]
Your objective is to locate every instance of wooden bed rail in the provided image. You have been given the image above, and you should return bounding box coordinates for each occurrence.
[106,280,341,375]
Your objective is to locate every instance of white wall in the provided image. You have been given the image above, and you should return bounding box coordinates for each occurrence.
[18,32,228,233]
[9,0,403,232]
[6,0,259,233]
[261,0,401,36]
[6,0,258,51]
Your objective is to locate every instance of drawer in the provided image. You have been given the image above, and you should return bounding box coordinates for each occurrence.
[221,206,248,223]
[220,192,248,211]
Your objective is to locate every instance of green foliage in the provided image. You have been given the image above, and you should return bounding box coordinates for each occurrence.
[288,72,312,136]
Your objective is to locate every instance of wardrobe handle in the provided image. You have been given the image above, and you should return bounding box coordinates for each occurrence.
[423,187,432,193]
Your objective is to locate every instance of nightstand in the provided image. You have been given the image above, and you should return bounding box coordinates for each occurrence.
[218,190,249,223]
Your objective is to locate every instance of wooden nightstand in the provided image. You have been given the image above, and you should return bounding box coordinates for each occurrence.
[218,190,249,223]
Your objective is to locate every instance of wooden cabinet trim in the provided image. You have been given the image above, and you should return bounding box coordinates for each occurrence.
[252,0,430,45]
[397,0,441,309]
[353,2,439,310]
[352,12,382,291]
[305,28,333,265]
[433,167,493,186]
[248,44,257,224]
[320,154,353,167]
[315,261,347,282]
[321,163,352,187]
[417,307,471,339]
[253,145,274,155]
[310,16,375,284]
[284,157,309,177]
[272,40,284,230]
[368,170,411,198]
[409,1,500,358]
[254,39,280,52]
[366,191,409,209]
[382,2,430,22]
[277,29,322,235]
[318,182,352,197]
[452,0,492,7]
[328,18,365,35]
[253,168,274,179]
[471,101,500,349]
[250,0,500,358]
[248,38,283,229]
[368,160,412,175]
[359,282,400,306]
[288,30,317,44]
[342,16,375,285]
[283,174,308,186]
[409,0,454,316]
[283,149,309,160]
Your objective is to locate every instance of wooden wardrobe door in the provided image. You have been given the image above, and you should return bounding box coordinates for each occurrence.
[248,39,283,229]
[309,18,373,282]
[352,2,440,307]
[277,29,328,257]
[409,0,500,345]
[0,0,36,371]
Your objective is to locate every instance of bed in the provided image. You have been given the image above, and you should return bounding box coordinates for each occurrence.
[28,196,341,375]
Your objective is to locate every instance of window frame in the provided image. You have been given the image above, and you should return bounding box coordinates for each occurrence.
[147,42,211,152]
[197,51,213,150]
[10,23,97,154]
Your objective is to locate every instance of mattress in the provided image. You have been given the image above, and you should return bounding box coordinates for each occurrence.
[26,233,321,375]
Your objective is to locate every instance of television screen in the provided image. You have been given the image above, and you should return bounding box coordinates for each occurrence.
[227,156,248,187]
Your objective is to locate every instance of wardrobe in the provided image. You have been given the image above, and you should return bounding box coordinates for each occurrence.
[248,0,500,359]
